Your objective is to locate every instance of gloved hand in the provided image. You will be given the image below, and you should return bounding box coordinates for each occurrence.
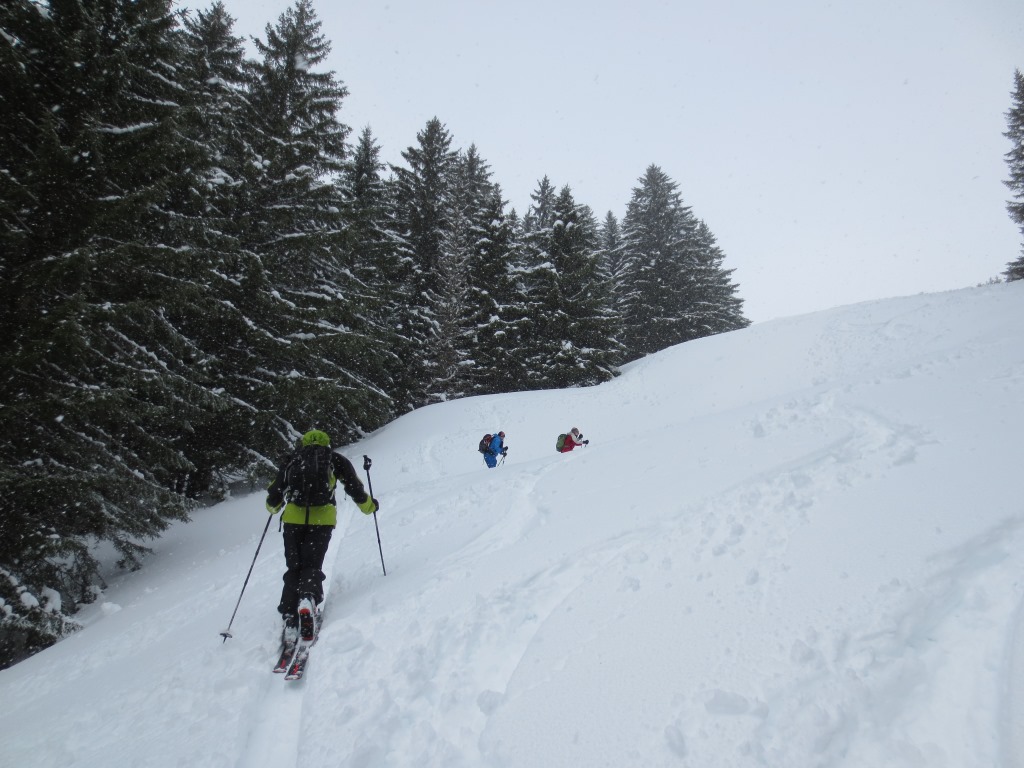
[357,495,379,515]
[583,439,589,445]
[266,499,283,515]
[501,447,508,456]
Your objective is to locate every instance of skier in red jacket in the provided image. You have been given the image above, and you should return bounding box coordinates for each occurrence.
[558,427,589,453]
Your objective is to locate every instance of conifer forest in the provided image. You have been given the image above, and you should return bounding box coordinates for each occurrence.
[0,0,749,664]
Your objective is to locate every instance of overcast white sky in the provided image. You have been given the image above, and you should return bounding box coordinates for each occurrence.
[177,0,1024,322]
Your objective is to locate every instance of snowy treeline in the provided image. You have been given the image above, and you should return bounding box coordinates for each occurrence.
[1003,69,1024,281]
[0,0,747,665]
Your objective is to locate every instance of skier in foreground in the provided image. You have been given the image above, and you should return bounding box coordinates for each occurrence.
[265,429,378,665]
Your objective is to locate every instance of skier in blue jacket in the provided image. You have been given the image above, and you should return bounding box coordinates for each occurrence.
[483,431,507,468]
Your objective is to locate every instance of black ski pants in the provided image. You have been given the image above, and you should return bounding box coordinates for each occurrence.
[278,523,333,619]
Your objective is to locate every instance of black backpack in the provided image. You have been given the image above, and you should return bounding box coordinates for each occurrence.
[284,444,335,508]
[478,434,493,454]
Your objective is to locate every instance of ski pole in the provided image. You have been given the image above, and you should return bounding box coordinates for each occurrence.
[220,514,273,643]
[363,455,386,576]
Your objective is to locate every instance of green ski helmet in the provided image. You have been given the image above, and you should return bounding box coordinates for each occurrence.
[301,429,331,447]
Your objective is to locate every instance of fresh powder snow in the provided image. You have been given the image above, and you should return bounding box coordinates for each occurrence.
[1,282,1023,767]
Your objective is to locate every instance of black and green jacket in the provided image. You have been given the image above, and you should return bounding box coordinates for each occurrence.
[266,451,373,526]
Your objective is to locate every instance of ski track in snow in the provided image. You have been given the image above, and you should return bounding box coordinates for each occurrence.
[235,532,343,768]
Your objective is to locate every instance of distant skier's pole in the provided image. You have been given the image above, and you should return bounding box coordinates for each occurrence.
[220,514,272,643]
[363,455,387,576]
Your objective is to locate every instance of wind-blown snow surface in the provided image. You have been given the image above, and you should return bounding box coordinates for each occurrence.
[2,284,1024,768]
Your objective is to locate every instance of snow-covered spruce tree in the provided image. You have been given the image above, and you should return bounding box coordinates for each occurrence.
[439,145,511,399]
[456,161,527,396]
[0,0,68,668]
[517,184,621,388]
[522,175,558,236]
[337,127,405,416]
[1003,69,1024,281]
[520,177,561,387]
[688,220,750,336]
[480,205,536,393]
[179,1,253,232]
[619,165,748,361]
[167,2,277,493]
[544,187,621,387]
[421,145,497,402]
[619,165,696,359]
[390,117,461,407]
[514,176,560,389]
[597,212,627,286]
[241,0,392,449]
[597,211,629,322]
[0,0,208,666]
[0,0,44,275]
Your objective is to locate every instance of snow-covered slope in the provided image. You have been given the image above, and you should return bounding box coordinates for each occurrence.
[2,283,1023,768]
